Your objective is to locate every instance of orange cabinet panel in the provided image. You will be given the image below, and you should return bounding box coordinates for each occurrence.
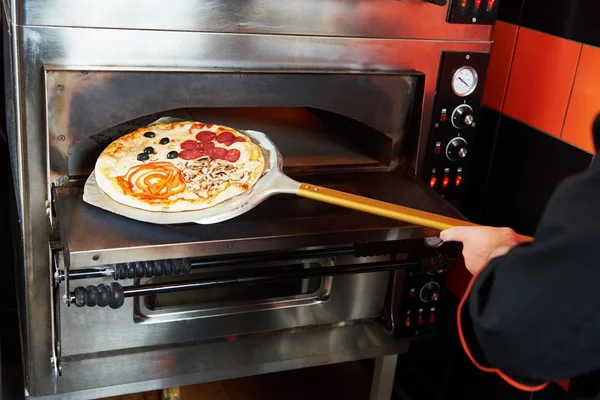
[482,22,519,112]
[562,45,600,154]
[504,28,581,138]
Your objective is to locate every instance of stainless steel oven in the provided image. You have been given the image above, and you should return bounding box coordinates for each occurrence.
[3,0,497,398]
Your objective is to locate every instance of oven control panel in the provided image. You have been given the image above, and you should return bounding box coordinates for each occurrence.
[382,239,461,339]
[423,51,490,208]
[447,0,500,24]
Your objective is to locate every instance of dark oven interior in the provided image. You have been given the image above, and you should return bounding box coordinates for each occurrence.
[72,106,406,178]
[46,70,425,186]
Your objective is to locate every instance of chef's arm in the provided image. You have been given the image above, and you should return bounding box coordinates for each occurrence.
[445,151,600,390]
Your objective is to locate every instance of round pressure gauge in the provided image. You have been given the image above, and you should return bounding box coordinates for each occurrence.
[424,236,444,248]
[451,66,478,97]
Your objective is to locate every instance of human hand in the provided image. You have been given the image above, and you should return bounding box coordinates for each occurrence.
[440,226,524,275]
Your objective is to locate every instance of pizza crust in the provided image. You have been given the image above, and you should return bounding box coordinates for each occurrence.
[94,121,265,212]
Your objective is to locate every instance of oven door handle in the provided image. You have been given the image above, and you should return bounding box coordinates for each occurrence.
[67,259,424,309]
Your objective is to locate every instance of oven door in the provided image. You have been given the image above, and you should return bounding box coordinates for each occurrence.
[54,251,394,357]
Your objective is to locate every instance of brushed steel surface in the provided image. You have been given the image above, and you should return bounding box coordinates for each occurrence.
[370,355,399,400]
[37,323,408,400]
[135,277,334,324]
[57,253,391,356]
[4,1,491,396]
[55,171,464,269]
[132,256,337,324]
[17,0,492,40]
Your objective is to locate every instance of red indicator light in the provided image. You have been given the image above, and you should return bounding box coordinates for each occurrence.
[405,316,411,327]
[417,312,423,325]
[475,0,482,8]
[442,175,450,188]
[461,0,468,7]
[455,174,463,187]
[440,113,447,122]
[487,0,495,9]
[409,288,416,298]
[429,176,437,188]
[429,312,435,323]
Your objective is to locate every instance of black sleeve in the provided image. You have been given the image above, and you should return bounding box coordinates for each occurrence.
[458,113,600,390]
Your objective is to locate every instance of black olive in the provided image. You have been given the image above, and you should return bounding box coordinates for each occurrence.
[137,153,150,161]
[159,137,170,145]
[144,146,154,154]
[167,151,178,159]
[144,131,156,138]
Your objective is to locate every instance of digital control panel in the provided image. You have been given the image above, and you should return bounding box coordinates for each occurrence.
[423,51,490,208]
[447,0,500,24]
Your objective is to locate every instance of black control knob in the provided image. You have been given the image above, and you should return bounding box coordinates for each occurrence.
[446,137,468,161]
[421,252,451,275]
[419,282,441,303]
[451,105,475,129]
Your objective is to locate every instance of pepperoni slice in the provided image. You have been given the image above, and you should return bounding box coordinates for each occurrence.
[225,149,241,162]
[181,140,201,150]
[223,136,246,146]
[198,141,215,150]
[179,149,207,160]
[216,131,235,143]
[208,147,228,160]
[196,131,217,142]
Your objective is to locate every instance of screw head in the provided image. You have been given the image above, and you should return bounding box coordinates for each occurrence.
[57,85,64,92]
[434,123,440,128]
[92,255,100,261]
[466,55,471,60]
[472,17,477,22]
[57,135,66,141]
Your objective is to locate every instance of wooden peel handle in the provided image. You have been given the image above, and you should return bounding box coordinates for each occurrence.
[297,183,533,242]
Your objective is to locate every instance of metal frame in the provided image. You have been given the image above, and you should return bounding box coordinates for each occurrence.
[371,355,400,400]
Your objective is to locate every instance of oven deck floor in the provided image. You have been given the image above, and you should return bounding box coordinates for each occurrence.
[54,171,465,269]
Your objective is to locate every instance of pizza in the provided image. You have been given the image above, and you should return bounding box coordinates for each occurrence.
[94,121,265,212]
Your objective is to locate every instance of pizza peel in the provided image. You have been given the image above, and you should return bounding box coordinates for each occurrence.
[84,124,532,241]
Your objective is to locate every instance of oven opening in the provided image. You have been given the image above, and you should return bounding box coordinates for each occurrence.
[69,106,395,180]
[136,260,333,322]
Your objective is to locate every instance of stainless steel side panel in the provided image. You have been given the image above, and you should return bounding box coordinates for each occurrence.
[17,0,492,40]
